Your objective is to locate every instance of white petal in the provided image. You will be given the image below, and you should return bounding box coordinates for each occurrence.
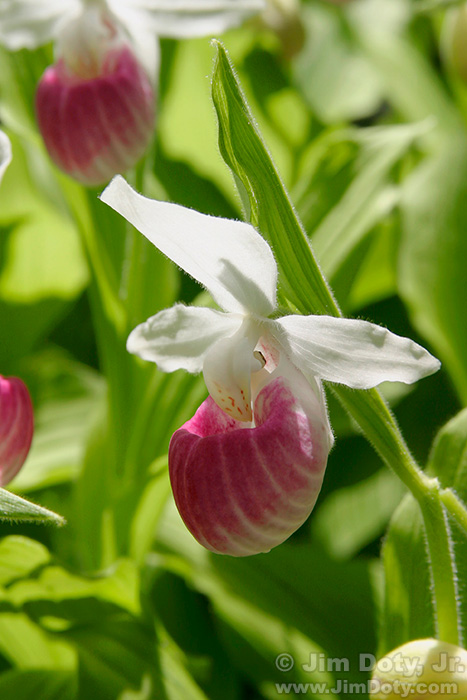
[0,131,12,184]
[101,176,278,315]
[203,317,263,422]
[113,0,265,39]
[127,304,242,373]
[276,314,441,389]
[0,0,80,50]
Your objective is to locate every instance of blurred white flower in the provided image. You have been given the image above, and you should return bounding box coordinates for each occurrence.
[0,130,12,184]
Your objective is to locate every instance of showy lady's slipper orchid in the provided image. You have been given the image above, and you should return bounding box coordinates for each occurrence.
[0,376,34,487]
[101,175,440,556]
[0,0,264,185]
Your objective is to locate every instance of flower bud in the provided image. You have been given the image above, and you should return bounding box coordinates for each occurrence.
[0,376,34,486]
[35,6,155,186]
[370,638,467,699]
[169,371,330,556]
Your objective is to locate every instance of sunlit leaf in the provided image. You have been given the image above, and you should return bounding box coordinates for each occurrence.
[399,138,467,403]
[294,3,382,122]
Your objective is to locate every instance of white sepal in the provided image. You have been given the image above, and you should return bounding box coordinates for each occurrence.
[127,304,242,373]
[0,0,80,50]
[112,0,265,38]
[276,314,441,389]
[101,176,278,316]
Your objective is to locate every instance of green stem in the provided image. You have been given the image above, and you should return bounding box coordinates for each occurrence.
[419,480,460,646]
[440,488,467,535]
[332,384,462,644]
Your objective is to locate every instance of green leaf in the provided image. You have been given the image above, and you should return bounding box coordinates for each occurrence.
[428,408,467,498]
[312,468,405,560]
[7,559,140,621]
[0,612,76,669]
[427,409,467,637]
[211,40,339,316]
[156,503,377,684]
[0,134,89,365]
[350,2,462,140]
[294,3,382,123]
[379,494,435,655]
[399,138,467,403]
[309,123,426,283]
[129,458,171,566]
[0,669,77,700]
[64,618,163,700]
[0,489,65,526]
[150,570,240,700]
[381,408,467,654]
[11,349,106,493]
[0,536,50,587]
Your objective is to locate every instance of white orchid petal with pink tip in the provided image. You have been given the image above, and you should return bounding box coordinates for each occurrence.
[100,175,440,556]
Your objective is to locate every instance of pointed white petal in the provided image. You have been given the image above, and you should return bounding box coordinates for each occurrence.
[127,304,242,373]
[0,0,79,50]
[113,0,265,39]
[0,131,12,184]
[276,314,441,389]
[101,176,278,315]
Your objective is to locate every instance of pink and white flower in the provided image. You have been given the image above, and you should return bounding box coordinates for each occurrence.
[101,175,440,556]
[0,0,264,185]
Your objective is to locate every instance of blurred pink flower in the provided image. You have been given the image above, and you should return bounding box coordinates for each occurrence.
[35,14,155,186]
[0,376,34,487]
[0,0,264,185]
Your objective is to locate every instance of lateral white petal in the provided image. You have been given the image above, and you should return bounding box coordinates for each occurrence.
[115,0,265,38]
[276,314,441,389]
[0,131,12,184]
[127,304,242,373]
[101,176,278,315]
[0,0,80,50]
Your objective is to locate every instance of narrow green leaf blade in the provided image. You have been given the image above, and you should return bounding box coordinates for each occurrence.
[0,489,65,526]
[211,40,339,316]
